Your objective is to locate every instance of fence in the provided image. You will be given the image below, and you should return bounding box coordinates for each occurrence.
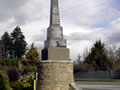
[74,71,120,79]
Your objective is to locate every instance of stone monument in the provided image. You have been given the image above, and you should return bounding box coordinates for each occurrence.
[38,0,77,90]
[42,0,69,60]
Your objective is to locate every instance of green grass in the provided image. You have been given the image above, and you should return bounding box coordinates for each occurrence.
[75,78,120,82]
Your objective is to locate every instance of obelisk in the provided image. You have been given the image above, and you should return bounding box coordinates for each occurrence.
[42,0,69,60]
[37,0,76,90]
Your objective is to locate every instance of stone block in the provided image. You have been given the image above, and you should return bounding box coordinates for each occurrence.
[42,48,69,60]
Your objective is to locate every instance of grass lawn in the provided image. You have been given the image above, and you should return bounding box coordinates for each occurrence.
[75,78,120,82]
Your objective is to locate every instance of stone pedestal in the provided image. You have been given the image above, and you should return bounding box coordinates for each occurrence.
[42,48,69,60]
[37,60,74,90]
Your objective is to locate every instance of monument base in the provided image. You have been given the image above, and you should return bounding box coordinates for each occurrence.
[37,60,74,90]
[42,48,69,60]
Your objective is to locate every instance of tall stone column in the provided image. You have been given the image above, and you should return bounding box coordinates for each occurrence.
[45,0,66,48]
[38,0,77,90]
[42,0,69,60]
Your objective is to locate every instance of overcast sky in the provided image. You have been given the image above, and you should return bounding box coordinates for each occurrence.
[0,0,120,60]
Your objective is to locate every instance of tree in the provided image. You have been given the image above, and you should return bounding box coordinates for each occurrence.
[107,47,120,70]
[115,48,120,70]
[0,72,13,90]
[84,40,112,71]
[83,47,89,61]
[25,43,40,62]
[116,48,120,63]
[76,54,82,64]
[107,46,116,70]
[11,26,27,59]
[74,54,95,72]
[1,32,13,58]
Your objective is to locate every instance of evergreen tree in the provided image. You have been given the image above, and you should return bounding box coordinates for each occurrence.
[84,40,112,70]
[11,26,27,59]
[83,47,89,61]
[25,43,40,62]
[1,32,13,58]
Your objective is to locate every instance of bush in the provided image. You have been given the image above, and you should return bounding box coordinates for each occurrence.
[19,74,35,85]
[74,63,95,72]
[10,81,23,90]
[7,68,19,82]
[19,74,34,84]
[0,72,13,90]
[21,59,38,66]
[9,73,34,90]
[0,58,21,72]
[10,81,33,90]
[23,83,33,90]
[21,59,38,72]
[1,58,19,67]
[23,65,37,72]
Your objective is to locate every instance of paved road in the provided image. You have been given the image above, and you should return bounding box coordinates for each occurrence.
[75,82,120,90]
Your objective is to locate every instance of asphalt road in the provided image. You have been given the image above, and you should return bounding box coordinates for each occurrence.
[75,82,120,90]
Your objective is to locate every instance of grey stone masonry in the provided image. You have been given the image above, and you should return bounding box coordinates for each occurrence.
[50,0,60,26]
[42,47,69,60]
[37,61,74,90]
[42,0,69,60]
[44,0,66,48]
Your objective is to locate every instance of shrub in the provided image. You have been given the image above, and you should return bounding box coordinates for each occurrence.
[21,59,38,66]
[21,59,38,72]
[7,68,19,82]
[10,81,33,90]
[23,65,37,72]
[19,74,35,85]
[2,58,19,67]
[23,83,33,90]
[10,81,23,90]
[10,74,34,90]
[74,63,95,72]
[0,72,13,90]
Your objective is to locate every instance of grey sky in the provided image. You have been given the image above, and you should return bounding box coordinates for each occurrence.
[0,0,120,60]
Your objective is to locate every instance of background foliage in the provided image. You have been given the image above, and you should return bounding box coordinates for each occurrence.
[0,72,13,90]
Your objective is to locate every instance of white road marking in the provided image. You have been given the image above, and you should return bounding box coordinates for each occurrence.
[76,82,120,90]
